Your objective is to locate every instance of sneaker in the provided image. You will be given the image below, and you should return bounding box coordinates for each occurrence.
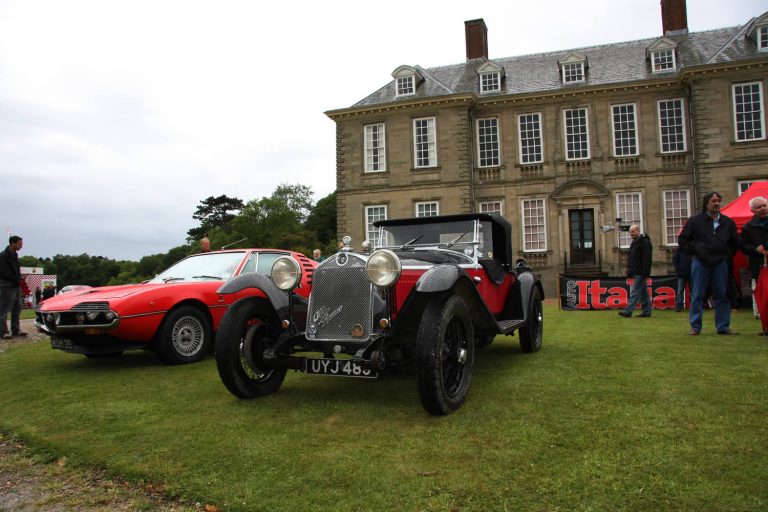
[618,311,631,318]
[12,332,28,338]
[688,329,700,336]
[1,334,11,340]
[639,313,651,317]
[717,328,739,335]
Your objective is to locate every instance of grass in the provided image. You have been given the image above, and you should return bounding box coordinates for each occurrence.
[1,303,767,511]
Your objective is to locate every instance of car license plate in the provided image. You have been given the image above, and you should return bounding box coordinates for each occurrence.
[51,337,73,351]
[305,358,378,378]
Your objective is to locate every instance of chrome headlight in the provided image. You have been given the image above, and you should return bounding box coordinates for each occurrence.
[86,311,100,321]
[366,249,401,288]
[271,257,302,291]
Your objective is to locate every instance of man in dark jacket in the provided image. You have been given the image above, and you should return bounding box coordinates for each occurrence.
[618,224,653,318]
[678,192,739,335]
[0,235,25,339]
[738,195,768,325]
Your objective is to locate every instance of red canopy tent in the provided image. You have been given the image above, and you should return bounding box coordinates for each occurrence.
[720,181,768,313]
[721,181,768,227]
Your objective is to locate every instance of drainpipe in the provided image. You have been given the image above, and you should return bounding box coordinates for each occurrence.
[468,105,476,212]
[686,82,698,207]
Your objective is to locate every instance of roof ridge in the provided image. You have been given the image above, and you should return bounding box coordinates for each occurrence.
[705,19,753,64]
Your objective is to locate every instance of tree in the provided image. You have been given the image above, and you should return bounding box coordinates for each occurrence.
[304,191,336,247]
[187,195,244,241]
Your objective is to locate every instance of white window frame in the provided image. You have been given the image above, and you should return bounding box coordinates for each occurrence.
[413,117,437,168]
[518,112,543,164]
[365,205,387,249]
[476,117,500,168]
[652,48,676,73]
[480,72,500,93]
[563,108,590,160]
[520,198,547,252]
[657,98,687,153]
[415,201,439,217]
[616,192,643,249]
[396,76,415,97]
[738,180,761,196]
[562,62,585,83]
[363,123,386,173]
[479,200,503,215]
[662,190,690,246]
[758,25,768,52]
[611,103,639,157]
[732,81,766,142]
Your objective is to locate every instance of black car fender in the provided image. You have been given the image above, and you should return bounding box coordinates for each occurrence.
[506,269,544,322]
[398,264,498,333]
[217,273,291,320]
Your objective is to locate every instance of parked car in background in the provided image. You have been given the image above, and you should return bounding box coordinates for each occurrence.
[36,249,315,364]
[214,213,544,415]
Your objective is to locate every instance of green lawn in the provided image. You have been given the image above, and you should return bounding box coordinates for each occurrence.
[1,304,766,511]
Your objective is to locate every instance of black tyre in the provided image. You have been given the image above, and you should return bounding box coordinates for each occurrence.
[518,288,543,353]
[416,295,475,415]
[215,298,287,399]
[154,306,212,365]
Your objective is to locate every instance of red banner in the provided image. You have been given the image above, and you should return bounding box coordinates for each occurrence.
[559,275,678,311]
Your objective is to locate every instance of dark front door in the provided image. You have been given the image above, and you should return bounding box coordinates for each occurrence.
[569,209,595,265]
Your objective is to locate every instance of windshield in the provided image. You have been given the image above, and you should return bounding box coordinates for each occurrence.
[378,220,482,257]
[149,252,247,283]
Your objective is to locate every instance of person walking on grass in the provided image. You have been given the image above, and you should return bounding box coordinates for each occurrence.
[678,191,739,336]
[618,224,653,318]
[738,195,768,333]
[0,235,27,340]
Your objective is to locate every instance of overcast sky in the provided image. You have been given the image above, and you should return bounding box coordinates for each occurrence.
[1,0,765,261]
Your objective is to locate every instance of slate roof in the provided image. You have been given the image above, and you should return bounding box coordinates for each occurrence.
[351,16,766,109]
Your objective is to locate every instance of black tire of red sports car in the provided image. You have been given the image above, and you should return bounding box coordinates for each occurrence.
[154,306,212,365]
[214,298,287,399]
[518,288,543,353]
[416,295,475,415]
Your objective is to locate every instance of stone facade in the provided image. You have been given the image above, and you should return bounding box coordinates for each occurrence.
[327,5,768,296]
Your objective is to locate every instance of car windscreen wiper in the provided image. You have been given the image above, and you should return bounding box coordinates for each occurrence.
[191,275,221,280]
[400,234,424,249]
[162,277,185,283]
[444,231,470,248]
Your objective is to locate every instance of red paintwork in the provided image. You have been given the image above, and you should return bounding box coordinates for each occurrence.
[37,249,315,344]
[392,265,517,317]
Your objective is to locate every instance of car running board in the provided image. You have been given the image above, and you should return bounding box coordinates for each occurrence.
[497,319,525,334]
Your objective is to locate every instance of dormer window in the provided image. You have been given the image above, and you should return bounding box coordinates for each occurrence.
[646,37,678,73]
[397,76,414,96]
[652,48,676,72]
[759,25,768,51]
[392,65,423,98]
[558,53,587,84]
[476,61,504,93]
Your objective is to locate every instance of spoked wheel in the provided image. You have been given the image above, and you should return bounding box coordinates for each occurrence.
[154,306,212,365]
[416,295,475,415]
[519,288,543,353]
[215,298,286,399]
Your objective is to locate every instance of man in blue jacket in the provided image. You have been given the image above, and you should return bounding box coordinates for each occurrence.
[678,192,739,335]
[618,224,653,318]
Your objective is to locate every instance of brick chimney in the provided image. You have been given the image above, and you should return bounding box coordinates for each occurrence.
[660,0,688,35]
[465,19,488,61]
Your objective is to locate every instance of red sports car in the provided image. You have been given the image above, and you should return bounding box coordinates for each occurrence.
[35,249,315,364]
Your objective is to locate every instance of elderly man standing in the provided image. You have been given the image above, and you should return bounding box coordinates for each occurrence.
[0,235,26,340]
[678,192,739,336]
[618,224,653,318]
[738,195,768,330]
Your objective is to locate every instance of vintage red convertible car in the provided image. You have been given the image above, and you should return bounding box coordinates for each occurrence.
[35,249,315,364]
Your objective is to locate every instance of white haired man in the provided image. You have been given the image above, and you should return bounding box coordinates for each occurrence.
[738,195,768,332]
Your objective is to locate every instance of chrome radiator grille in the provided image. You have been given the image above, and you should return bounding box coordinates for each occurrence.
[306,254,373,342]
